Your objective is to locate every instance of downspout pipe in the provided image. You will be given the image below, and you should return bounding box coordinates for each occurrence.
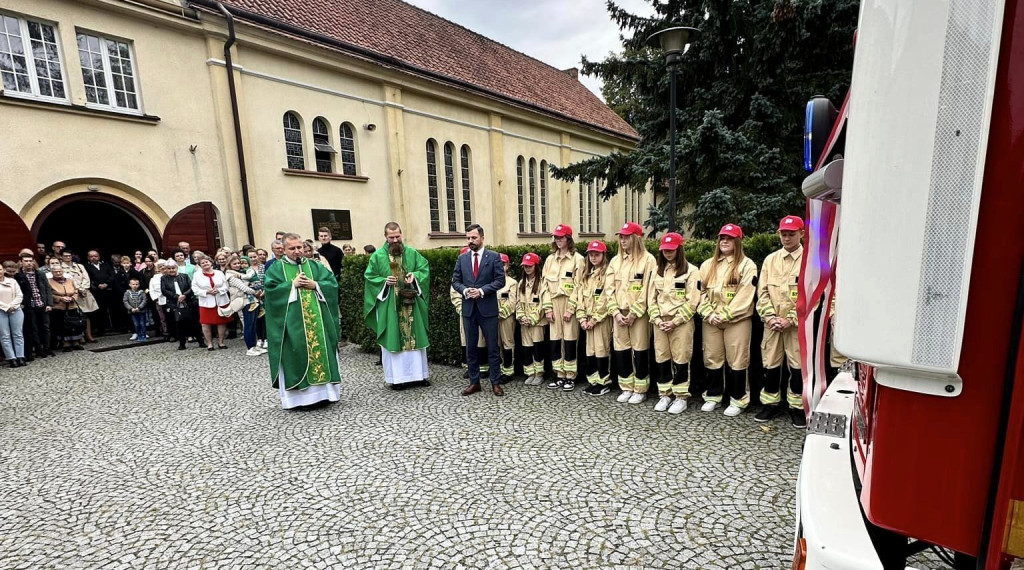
[216,1,255,246]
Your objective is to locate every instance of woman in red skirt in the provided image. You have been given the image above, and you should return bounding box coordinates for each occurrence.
[191,254,232,350]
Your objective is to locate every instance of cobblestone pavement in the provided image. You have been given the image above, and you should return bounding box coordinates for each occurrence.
[0,339,806,569]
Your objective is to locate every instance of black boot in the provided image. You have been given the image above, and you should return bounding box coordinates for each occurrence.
[755,367,784,422]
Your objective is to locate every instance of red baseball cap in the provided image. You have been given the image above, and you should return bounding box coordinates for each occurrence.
[719,224,743,238]
[460,246,470,255]
[659,232,684,250]
[778,216,805,231]
[586,240,607,253]
[499,253,509,264]
[616,222,644,236]
[521,253,540,266]
[552,224,573,238]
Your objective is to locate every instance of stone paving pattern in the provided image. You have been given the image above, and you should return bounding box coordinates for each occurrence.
[0,339,809,569]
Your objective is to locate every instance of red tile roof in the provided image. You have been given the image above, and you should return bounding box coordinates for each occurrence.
[202,0,639,141]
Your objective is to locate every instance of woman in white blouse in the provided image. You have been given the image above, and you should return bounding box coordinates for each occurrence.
[191,254,232,351]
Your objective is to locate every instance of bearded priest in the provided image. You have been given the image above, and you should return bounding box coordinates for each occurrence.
[363,222,431,389]
[264,232,342,409]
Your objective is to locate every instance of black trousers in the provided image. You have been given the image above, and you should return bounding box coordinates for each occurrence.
[21,306,51,355]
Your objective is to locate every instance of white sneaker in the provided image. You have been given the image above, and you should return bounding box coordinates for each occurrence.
[257,346,268,354]
[667,395,684,413]
[616,390,633,403]
[701,401,719,412]
[129,334,137,341]
[654,396,673,412]
[628,392,647,405]
[259,339,267,348]
[246,347,262,356]
[723,405,743,417]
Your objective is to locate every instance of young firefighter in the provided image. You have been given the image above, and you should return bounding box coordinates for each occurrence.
[496,253,518,383]
[755,215,806,427]
[648,232,701,413]
[542,224,587,391]
[608,222,658,404]
[450,246,487,379]
[697,224,759,417]
[516,253,549,385]
[575,240,614,395]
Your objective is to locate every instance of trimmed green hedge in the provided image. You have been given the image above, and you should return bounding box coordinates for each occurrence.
[339,233,782,366]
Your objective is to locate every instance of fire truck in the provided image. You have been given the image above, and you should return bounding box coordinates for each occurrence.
[792,0,1024,569]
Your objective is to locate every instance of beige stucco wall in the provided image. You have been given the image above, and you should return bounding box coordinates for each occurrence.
[1,0,640,255]
[0,0,234,243]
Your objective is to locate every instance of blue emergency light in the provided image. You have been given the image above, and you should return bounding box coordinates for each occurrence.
[804,96,838,172]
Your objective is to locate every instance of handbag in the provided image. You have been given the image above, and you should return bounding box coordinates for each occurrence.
[63,308,86,336]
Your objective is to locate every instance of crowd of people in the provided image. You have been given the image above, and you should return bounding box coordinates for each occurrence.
[0,228,362,370]
[2,217,813,428]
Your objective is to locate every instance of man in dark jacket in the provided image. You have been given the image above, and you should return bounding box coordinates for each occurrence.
[85,250,116,335]
[316,227,344,280]
[16,253,54,359]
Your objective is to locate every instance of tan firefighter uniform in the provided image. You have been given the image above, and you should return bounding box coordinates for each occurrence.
[757,245,803,408]
[697,254,758,407]
[497,273,519,378]
[541,248,586,379]
[516,274,549,377]
[575,264,614,386]
[649,260,700,398]
[607,247,658,392]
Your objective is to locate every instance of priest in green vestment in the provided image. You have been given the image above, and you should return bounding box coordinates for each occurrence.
[265,233,342,409]
[363,222,431,389]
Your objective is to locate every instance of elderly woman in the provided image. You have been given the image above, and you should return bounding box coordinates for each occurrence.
[191,254,231,350]
[48,263,86,352]
[59,250,99,343]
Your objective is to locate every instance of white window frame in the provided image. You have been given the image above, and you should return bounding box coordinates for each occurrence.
[75,28,143,114]
[0,12,69,104]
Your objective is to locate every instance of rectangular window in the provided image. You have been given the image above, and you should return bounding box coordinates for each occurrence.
[76,31,139,111]
[578,180,586,233]
[0,14,67,101]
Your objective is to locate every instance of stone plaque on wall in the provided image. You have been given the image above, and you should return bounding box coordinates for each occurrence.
[311,209,352,240]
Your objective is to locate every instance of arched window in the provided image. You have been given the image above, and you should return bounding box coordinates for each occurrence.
[443,142,458,232]
[528,158,537,233]
[460,145,472,227]
[283,112,304,170]
[426,140,440,232]
[516,156,525,233]
[539,160,548,232]
[312,117,334,173]
[339,123,357,176]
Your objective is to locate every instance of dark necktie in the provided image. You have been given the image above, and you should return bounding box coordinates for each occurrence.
[473,253,479,279]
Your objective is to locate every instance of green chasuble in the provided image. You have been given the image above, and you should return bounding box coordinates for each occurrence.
[362,245,430,353]
[264,256,341,390]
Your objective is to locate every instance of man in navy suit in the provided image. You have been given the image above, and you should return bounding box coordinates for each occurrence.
[452,224,506,396]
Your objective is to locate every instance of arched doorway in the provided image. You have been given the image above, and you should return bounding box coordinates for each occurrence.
[32,193,162,260]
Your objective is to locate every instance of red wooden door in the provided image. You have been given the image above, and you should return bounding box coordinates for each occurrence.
[0,201,34,260]
[162,202,220,255]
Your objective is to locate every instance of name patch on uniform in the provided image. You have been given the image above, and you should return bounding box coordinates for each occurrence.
[789,289,798,299]
[562,283,575,293]
[674,290,686,299]
[500,292,509,299]
[564,271,573,278]
[532,296,540,303]
[697,280,702,291]
[634,273,644,280]
[594,288,603,294]
[674,281,686,289]
[725,291,736,300]
[630,283,643,292]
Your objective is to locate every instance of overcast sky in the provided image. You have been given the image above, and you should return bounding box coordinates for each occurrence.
[403,0,655,100]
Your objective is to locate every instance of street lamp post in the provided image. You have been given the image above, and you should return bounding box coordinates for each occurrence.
[646,26,700,233]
